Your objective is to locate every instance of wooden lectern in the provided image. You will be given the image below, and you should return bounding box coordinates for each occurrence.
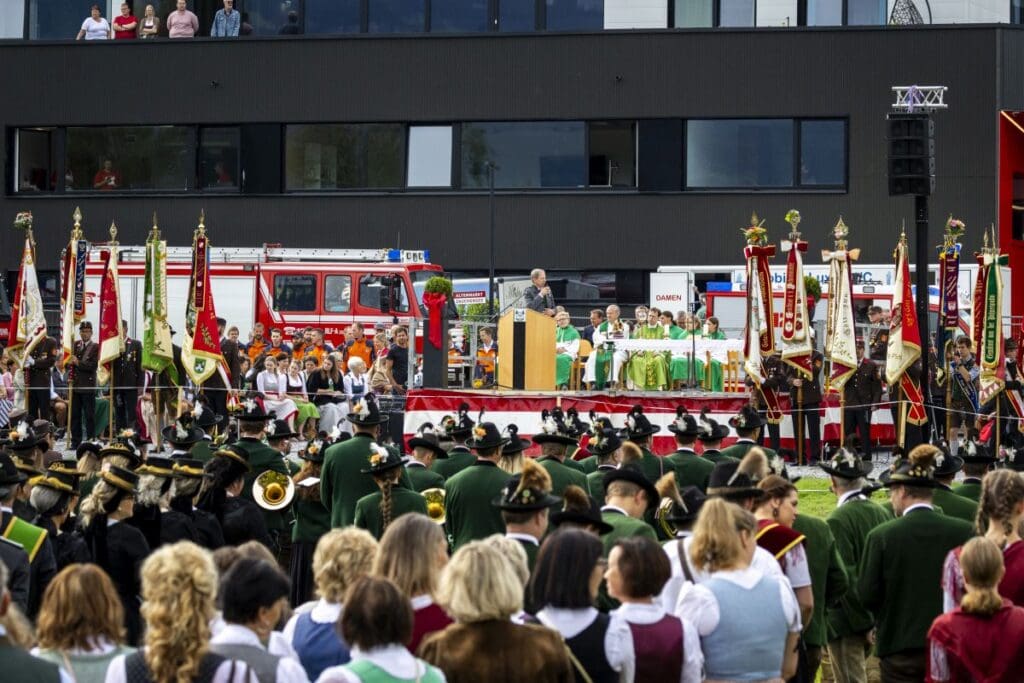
[497,308,555,390]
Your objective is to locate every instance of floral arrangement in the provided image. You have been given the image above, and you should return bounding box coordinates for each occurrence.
[7,422,29,443]
[945,216,966,239]
[13,211,32,231]
[473,425,487,440]
[741,213,768,246]
[784,209,802,230]
[732,411,747,429]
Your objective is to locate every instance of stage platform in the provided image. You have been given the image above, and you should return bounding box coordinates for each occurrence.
[403,389,896,455]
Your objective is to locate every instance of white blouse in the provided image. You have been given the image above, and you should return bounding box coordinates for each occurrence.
[611,602,704,683]
[315,644,445,683]
[677,566,802,637]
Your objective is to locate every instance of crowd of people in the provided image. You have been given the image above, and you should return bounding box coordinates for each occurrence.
[0,375,1021,681]
[76,2,301,41]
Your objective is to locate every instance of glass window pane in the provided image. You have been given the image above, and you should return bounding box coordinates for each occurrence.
[686,119,794,188]
[675,0,712,27]
[306,0,361,33]
[240,0,301,35]
[285,124,405,190]
[545,0,603,30]
[432,0,488,31]
[199,127,240,191]
[588,121,636,187]
[16,129,56,193]
[324,275,352,313]
[408,126,453,187]
[359,275,410,312]
[274,275,317,312]
[800,120,846,186]
[368,0,425,32]
[500,1,536,30]
[847,0,886,24]
[0,2,24,38]
[719,0,754,26]
[66,126,192,192]
[461,122,586,189]
[29,0,95,40]
[807,0,843,25]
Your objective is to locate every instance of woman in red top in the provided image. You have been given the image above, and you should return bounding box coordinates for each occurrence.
[372,513,452,653]
[942,469,1024,611]
[928,537,1024,682]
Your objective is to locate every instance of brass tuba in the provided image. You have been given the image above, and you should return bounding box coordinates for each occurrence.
[253,470,296,510]
[421,488,446,525]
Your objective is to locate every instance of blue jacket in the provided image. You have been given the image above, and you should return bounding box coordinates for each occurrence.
[211,9,240,37]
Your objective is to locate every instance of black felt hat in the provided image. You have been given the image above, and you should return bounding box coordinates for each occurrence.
[0,452,27,486]
[1000,437,1024,472]
[266,419,299,441]
[35,469,79,495]
[213,444,251,471]
[5,422,40,452]
[347,393,389,426]
[621,405,660,440]
[467,422,511,451]
[235,398,277,422]
[360,443,404,475]
[171,458,207,479]
[47,459,82,481]
[76,441,103,461]
[818,445,874,479]
[667,407,700,437]
[492,459,561,511]
[532,408,579,446]
[191,399,224,429]
[550,484,614,535]
[603,465,659,511]
[565,408,590,438]
[657,481,707,535]
[499,424,532,455]
[300,437,328,463]
[136,456,175,477]
[707,460,767,502]
[932,443,965,479]
[697,409,730,442]
[101,466,140,495]
[880,444,943,488]
[588,428,622,457]
[99,431,143,469]
[957,437,996,465]
[441,403,474,439]
[407,423,448,459]
[161,415,205,447]
[728,404,766,431]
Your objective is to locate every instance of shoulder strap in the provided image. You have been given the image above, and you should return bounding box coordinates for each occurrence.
[677,538,696,584]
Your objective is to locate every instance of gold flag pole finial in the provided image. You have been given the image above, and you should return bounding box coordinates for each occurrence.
[784,209,802,241]
[109,221,119,245]
[197,210,206,236]
[71,207,83,240]
[150,212,160,240]
[832,216,849,250]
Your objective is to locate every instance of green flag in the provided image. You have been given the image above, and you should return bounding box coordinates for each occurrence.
[142,236,176,383]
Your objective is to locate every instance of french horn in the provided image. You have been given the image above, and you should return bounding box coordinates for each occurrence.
[253,469,295,511]
[421,488,446,525]
[655,496,678,539]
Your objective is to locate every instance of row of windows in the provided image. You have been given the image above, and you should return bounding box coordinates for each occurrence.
[2,0,909,39]
[11,119,847,195]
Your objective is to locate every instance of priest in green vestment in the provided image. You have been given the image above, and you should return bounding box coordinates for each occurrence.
[670,314,704,388]
[627,309,669,390]
[554,311,581,389]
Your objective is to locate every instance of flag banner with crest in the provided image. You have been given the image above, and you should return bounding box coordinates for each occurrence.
[142,235,176,382]
[60,237,88,369]
[935,217,964,391]
[822,219,858,390]
[97,246,125,386]
[7,228,48,367]
[978,236,1009,408]
[182,222,225,385]
[779,211,812,380]
[741,216,782,424]
[886,235,927,426]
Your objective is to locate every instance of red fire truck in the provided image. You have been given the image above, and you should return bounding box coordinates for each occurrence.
[82,245,442,347]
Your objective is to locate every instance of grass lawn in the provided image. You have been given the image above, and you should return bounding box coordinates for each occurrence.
[796,477,888,519]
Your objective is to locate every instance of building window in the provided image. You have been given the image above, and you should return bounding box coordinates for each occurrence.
[799,120,846,186]
[305,0,361,33]
[588,121,636,187]
[285,124,405,191]
[368,0,426,32]
[806,0,843,24]
[29,1,93,40]
[274,275,317,311]
[1,2,24,38]
[461,122,586,189]
[847,0,886,24]
[65,126,192,192]
[500,0,536,29]
[239,0,302,35]
[686,118,846,189]
[431,0,489,32]
[407,126,453,187]
[545,0,603,30]
[1014,0,1024,24]
[718,0,755,26]
[14,129,57,193]
[324,275,352,312]
[199,127,240,191]
[674,0,713,27]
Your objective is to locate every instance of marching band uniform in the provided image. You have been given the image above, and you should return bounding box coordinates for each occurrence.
[599,467,658,551]
[927,450,979,525]
[620,406,665,484]
[353,447,428,540]
[69,322,98,446]
[0,452,57,619]
[405,427,447,492]
[664,412,716,491]
[718,406,774,464]
[161,458,225,550]
[843,346,882,461]
[533,409,588,497]
[112,333,142,432]
[321,396,393,529]
[25,335,57,421]
[444,423,514,550]
[784,349,824,463]
[233,405,292,555]
[493,460,562,576]
[586,428,621,506]
[290,438,331,606]
[431,407,476,480]
[585,319,630,390]
[950,440,995,502]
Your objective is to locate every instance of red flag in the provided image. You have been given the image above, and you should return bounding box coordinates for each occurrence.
[886,236,926,427]
[183,227,225,385]
[97,248,125,385]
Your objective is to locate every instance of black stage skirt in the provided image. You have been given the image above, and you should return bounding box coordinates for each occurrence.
[290,540,316,607]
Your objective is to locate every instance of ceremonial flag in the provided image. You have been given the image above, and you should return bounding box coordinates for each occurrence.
[779,210,812,379]
[935,217,964,390]
[886,233,927,426]
[978,232,1009,407]
[182,218,225,385]
[142,233,176,383]
[6,214,48,367]
[97,243,125,386]
[59,231,88,369]
[822,218,858,390]
[740,215,782,424]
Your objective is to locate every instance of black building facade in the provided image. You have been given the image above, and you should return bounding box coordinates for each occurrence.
[3,25,1024,287]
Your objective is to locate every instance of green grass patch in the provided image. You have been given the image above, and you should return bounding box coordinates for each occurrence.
[796,478,836,519]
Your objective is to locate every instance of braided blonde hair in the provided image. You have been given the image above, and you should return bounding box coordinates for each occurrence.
[976,469,1024,539]
[140,542,218,683]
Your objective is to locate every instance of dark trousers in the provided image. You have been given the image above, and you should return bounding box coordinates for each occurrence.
[758,411,781,451]
[70,389,96,445]
[114,388,138,431]
[879,649,925,683]
[205,388,228,422]
[843,408,873,460]
[792,403,822,463]
[27,386,50,421]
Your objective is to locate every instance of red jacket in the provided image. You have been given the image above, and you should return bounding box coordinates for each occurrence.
[927,601,1024,682]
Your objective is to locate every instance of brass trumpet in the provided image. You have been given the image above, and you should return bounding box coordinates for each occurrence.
[422,488,446,525]
[253,470,295,511]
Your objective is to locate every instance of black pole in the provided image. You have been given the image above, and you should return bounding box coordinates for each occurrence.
[488,163,495,318]
[915,192,932,441]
